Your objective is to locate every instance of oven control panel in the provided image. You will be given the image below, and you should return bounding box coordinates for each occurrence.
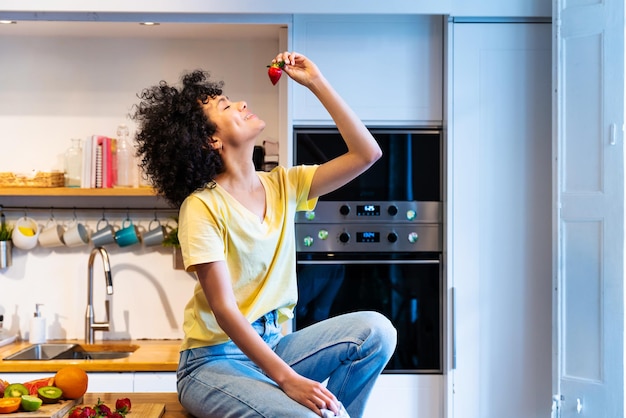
[295,201,442,224]
[295,223,442,252]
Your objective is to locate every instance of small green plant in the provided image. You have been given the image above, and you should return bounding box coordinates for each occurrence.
[162,216,179,248]
[0,218,12,241]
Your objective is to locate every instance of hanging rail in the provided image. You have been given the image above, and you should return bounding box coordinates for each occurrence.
[0,205,177,214]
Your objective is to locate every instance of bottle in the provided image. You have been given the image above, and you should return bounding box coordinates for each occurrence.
[64,138,82,187]
[29,303,46,344]
[115,124,133,187]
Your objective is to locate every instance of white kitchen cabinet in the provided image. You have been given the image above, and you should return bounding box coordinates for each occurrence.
[450,0,551,18]
[133,372,176,393]
[86,372,134,393]
[292,15,443,126]
[364,375,442,418]
[448,22,552,418]
[0,372,53,383]
[0,1,449,15]
[0,372,133,392]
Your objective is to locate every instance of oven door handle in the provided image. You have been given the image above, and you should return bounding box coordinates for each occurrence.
[297,259,440,265]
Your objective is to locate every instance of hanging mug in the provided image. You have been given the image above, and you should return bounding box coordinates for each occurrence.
[143,218,166,247]
[91,218,116,246]
[63,218,90,247]
[11,216,40,250]
[38,218,65,248]
[115,218,140,247]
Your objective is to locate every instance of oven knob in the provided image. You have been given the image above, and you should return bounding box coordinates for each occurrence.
[318,230,329,240]
[339,232,350,243]
[387,232,398,243]
[339,205,350,216]
[408,232,419,243]
[303,236,314,247]
[387,205,398,216]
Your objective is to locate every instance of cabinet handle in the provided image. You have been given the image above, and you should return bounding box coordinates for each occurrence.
[609,123,617,145]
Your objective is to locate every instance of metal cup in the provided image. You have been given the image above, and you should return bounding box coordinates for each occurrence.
[0,240,11,268]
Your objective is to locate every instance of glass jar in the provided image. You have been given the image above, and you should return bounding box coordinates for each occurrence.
[64,138,82,188]
[115,124,133,187]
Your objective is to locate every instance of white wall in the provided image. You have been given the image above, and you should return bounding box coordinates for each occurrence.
[0,24,282,341]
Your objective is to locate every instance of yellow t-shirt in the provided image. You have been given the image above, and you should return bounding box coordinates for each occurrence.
[178,165,318,350]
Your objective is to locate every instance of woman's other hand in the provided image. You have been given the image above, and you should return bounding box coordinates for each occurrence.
[280,373,340,417]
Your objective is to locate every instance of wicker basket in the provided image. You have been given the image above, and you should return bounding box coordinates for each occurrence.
[0,171,65,188]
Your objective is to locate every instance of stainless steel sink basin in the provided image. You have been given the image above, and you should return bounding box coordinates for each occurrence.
[3,343,138,361]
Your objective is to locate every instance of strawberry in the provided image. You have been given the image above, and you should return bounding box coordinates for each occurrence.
[80,406,97,417]
[267,61,285,85]
[115,397,132,414]
[67,406,83,418]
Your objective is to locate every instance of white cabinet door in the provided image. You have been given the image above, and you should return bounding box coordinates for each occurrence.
[292,15,443,126]
[450,0,550,18]
[86,372,134,393]
[449,22,552,418]
[364,375,442,418]
[0,372,53,383]
[133,372,176,393]
[553,0,624,416]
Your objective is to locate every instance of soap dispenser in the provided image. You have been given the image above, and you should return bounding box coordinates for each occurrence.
[29,304,46,344]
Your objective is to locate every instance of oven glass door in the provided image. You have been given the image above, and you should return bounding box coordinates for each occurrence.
[295,253,442,374]
[294,128,442,202]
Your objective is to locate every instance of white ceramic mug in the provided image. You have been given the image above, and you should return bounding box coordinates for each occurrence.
[38,219,65,248]
[11,216,40,250]
[63,219,90,247]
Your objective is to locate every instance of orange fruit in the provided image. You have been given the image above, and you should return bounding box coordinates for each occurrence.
[0,397,21,414]
[54,366,88,400]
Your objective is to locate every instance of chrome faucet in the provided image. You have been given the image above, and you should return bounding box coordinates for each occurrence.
[85,247,113,344]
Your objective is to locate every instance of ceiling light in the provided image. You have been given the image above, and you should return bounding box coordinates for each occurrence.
[139,22,160,26]
[0,20,17,25]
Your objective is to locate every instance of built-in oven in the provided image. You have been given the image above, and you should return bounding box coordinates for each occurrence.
[293,127,443,374]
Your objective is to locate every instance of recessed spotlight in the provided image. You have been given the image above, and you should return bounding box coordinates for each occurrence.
[0,20,17,25]
[139,22,160,26]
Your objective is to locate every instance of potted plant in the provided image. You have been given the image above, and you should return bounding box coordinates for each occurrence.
[0,214,13,268]
[162,217,183,270]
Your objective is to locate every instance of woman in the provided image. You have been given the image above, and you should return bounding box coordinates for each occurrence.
[133,51,397,418]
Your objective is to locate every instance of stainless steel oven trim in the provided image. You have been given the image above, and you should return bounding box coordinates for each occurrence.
[297,259,440,265]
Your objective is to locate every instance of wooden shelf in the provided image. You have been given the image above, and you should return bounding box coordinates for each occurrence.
[0,187,157,197]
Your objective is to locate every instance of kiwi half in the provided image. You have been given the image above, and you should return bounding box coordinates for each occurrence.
[37,386,63,403]
[3,383,28,398]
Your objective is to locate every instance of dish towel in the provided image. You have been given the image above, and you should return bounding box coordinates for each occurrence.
[321,402,350,418]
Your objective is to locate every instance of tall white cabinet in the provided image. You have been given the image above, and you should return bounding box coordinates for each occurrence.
[448,22,553,418]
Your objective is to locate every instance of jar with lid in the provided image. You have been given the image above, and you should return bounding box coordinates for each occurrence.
[64,138,82,188]
[115,124,134,187]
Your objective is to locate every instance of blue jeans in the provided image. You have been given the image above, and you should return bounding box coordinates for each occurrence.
[177,310,397,418]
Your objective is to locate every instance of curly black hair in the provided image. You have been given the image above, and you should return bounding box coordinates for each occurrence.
[132,70,225,207]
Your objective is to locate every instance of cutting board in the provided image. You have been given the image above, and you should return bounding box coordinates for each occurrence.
[9,401,165,418]
[9,398,80,418]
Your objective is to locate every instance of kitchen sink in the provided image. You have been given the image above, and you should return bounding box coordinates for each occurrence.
[3,343,138,361]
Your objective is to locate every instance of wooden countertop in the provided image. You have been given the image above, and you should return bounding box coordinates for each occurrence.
[83,393,192,418]
[0,340,181,372]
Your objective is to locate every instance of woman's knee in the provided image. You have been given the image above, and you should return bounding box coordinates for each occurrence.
[344,311,397,357]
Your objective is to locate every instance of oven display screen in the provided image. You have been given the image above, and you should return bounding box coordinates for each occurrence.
[357,231,380,243]
[356,205,380,216]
